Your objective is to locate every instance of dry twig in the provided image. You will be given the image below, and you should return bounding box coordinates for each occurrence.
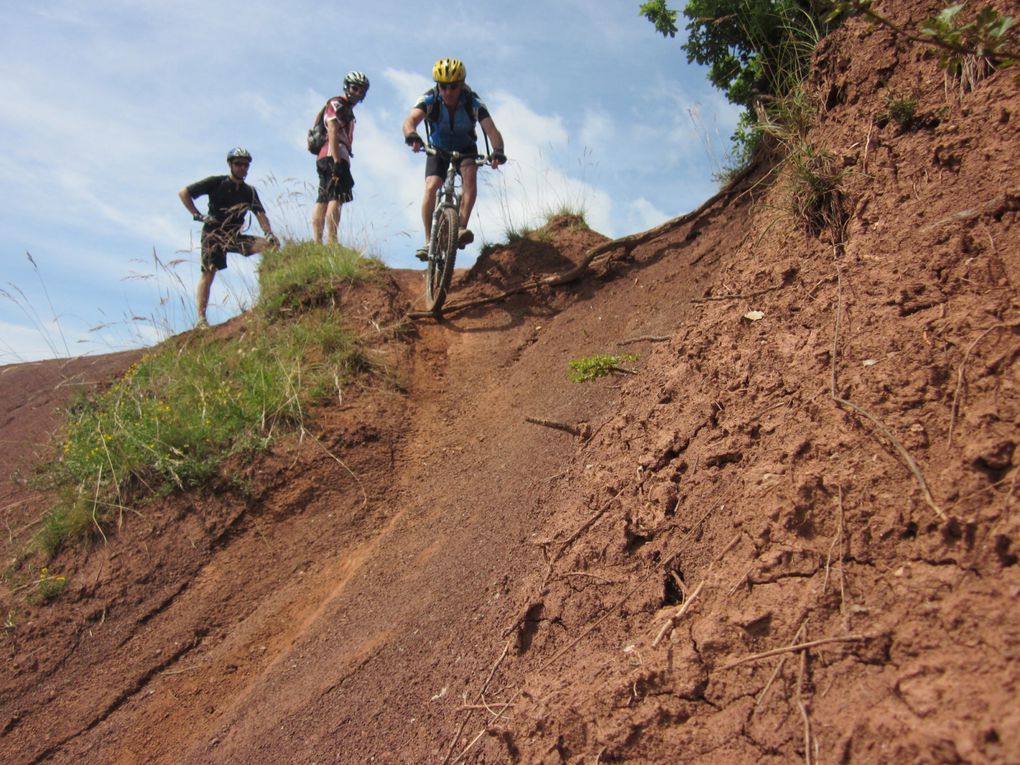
[829,267,945,519]
[524,416,582,437]
[652,581,704,647]
[443,639,512,764]
[618,334,670,345]
[795,647,814,765]
[755,620,808,710]
[720,634,869,670]
[948,323,1016,448]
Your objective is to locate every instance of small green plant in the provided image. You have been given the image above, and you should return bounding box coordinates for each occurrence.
[879,91,944,131]
[885,92,920,128]
[27,568,67,605]
[568,353,638,382]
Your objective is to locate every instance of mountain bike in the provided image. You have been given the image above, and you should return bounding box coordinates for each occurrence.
[421,146,493,314]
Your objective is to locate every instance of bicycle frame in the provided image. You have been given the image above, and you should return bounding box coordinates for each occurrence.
[421,146,490,314]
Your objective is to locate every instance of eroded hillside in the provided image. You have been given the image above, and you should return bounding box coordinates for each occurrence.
[2,1,1019,762]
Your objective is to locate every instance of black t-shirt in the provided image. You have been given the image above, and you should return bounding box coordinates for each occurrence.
[186,175,265,231]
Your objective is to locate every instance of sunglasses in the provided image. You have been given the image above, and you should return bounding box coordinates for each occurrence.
[438,82,462,91]
[231,160,251,166]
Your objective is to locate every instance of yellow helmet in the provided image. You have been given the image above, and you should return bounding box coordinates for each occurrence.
[432,57,466,83]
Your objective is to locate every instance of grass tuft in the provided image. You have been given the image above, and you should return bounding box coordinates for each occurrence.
[258,241,385,318]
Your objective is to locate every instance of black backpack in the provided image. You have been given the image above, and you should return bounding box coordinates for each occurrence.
[306,101,329,155]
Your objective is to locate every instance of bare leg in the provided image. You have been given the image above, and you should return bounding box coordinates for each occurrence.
[325,201,341,245]
[421,177,442,241]
[196,268,216,325]
[459,162,478,229]
[312,202,327,244]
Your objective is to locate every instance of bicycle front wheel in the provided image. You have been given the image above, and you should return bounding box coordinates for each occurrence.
[425,206,459,314]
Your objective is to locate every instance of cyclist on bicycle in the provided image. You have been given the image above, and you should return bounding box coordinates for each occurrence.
[402,57,506,261]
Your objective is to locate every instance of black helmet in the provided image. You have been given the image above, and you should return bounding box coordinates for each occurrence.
[343,70,370,100]
[227,147,252,163]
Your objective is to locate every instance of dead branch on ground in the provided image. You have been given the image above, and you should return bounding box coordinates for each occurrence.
[652,581,704,647]
[618,334,670,345]
[525,416,583,437]
[719,634,870,670]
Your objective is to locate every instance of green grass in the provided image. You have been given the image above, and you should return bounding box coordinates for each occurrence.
[499,208,589,248]
[32,241,385,556]
[568,353,638,383]
[258,241,385,318]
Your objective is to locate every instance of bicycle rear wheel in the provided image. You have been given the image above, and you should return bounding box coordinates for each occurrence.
[425,206,459,314]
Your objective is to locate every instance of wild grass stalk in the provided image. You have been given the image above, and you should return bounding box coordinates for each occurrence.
[481,147,596,246]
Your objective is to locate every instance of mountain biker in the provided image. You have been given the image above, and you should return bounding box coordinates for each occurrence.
[402,57,506,261]
[312,71,369,246]
[178,147,279,328]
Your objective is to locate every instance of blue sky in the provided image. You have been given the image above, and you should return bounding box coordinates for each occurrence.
[0,0,741,363]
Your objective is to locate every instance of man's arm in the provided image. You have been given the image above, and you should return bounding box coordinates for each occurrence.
[255,211,277,241]
[327,119,344,164]
[178,187,205,220]
[402,107,426,150]
[479,117,505,166]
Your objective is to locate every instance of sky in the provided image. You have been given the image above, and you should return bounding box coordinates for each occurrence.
[0,0,742,364]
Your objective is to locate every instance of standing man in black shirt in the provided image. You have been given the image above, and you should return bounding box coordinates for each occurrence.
[179,147,279,328]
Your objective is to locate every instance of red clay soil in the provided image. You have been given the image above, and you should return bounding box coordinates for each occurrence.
[2,1,1019,762]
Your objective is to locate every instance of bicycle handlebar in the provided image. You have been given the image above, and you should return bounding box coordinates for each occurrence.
[423,145,501,166]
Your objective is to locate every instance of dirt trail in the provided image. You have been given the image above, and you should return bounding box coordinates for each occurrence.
[3,2,1020,760]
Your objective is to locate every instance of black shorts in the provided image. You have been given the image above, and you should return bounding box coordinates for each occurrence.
[316,157,346,203]
[425,145,480,179]
[201,228,258,272]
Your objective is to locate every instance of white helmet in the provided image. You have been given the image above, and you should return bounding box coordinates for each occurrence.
[343,71,370,101]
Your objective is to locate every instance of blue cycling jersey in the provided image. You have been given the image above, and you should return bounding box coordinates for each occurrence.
[415,87,488,153]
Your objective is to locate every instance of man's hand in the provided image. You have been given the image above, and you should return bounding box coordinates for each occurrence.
[330,159,355,203]
[193,213,214,224]
[490,150,507,168]
[265,233,281,248]
[405,132,424,152]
